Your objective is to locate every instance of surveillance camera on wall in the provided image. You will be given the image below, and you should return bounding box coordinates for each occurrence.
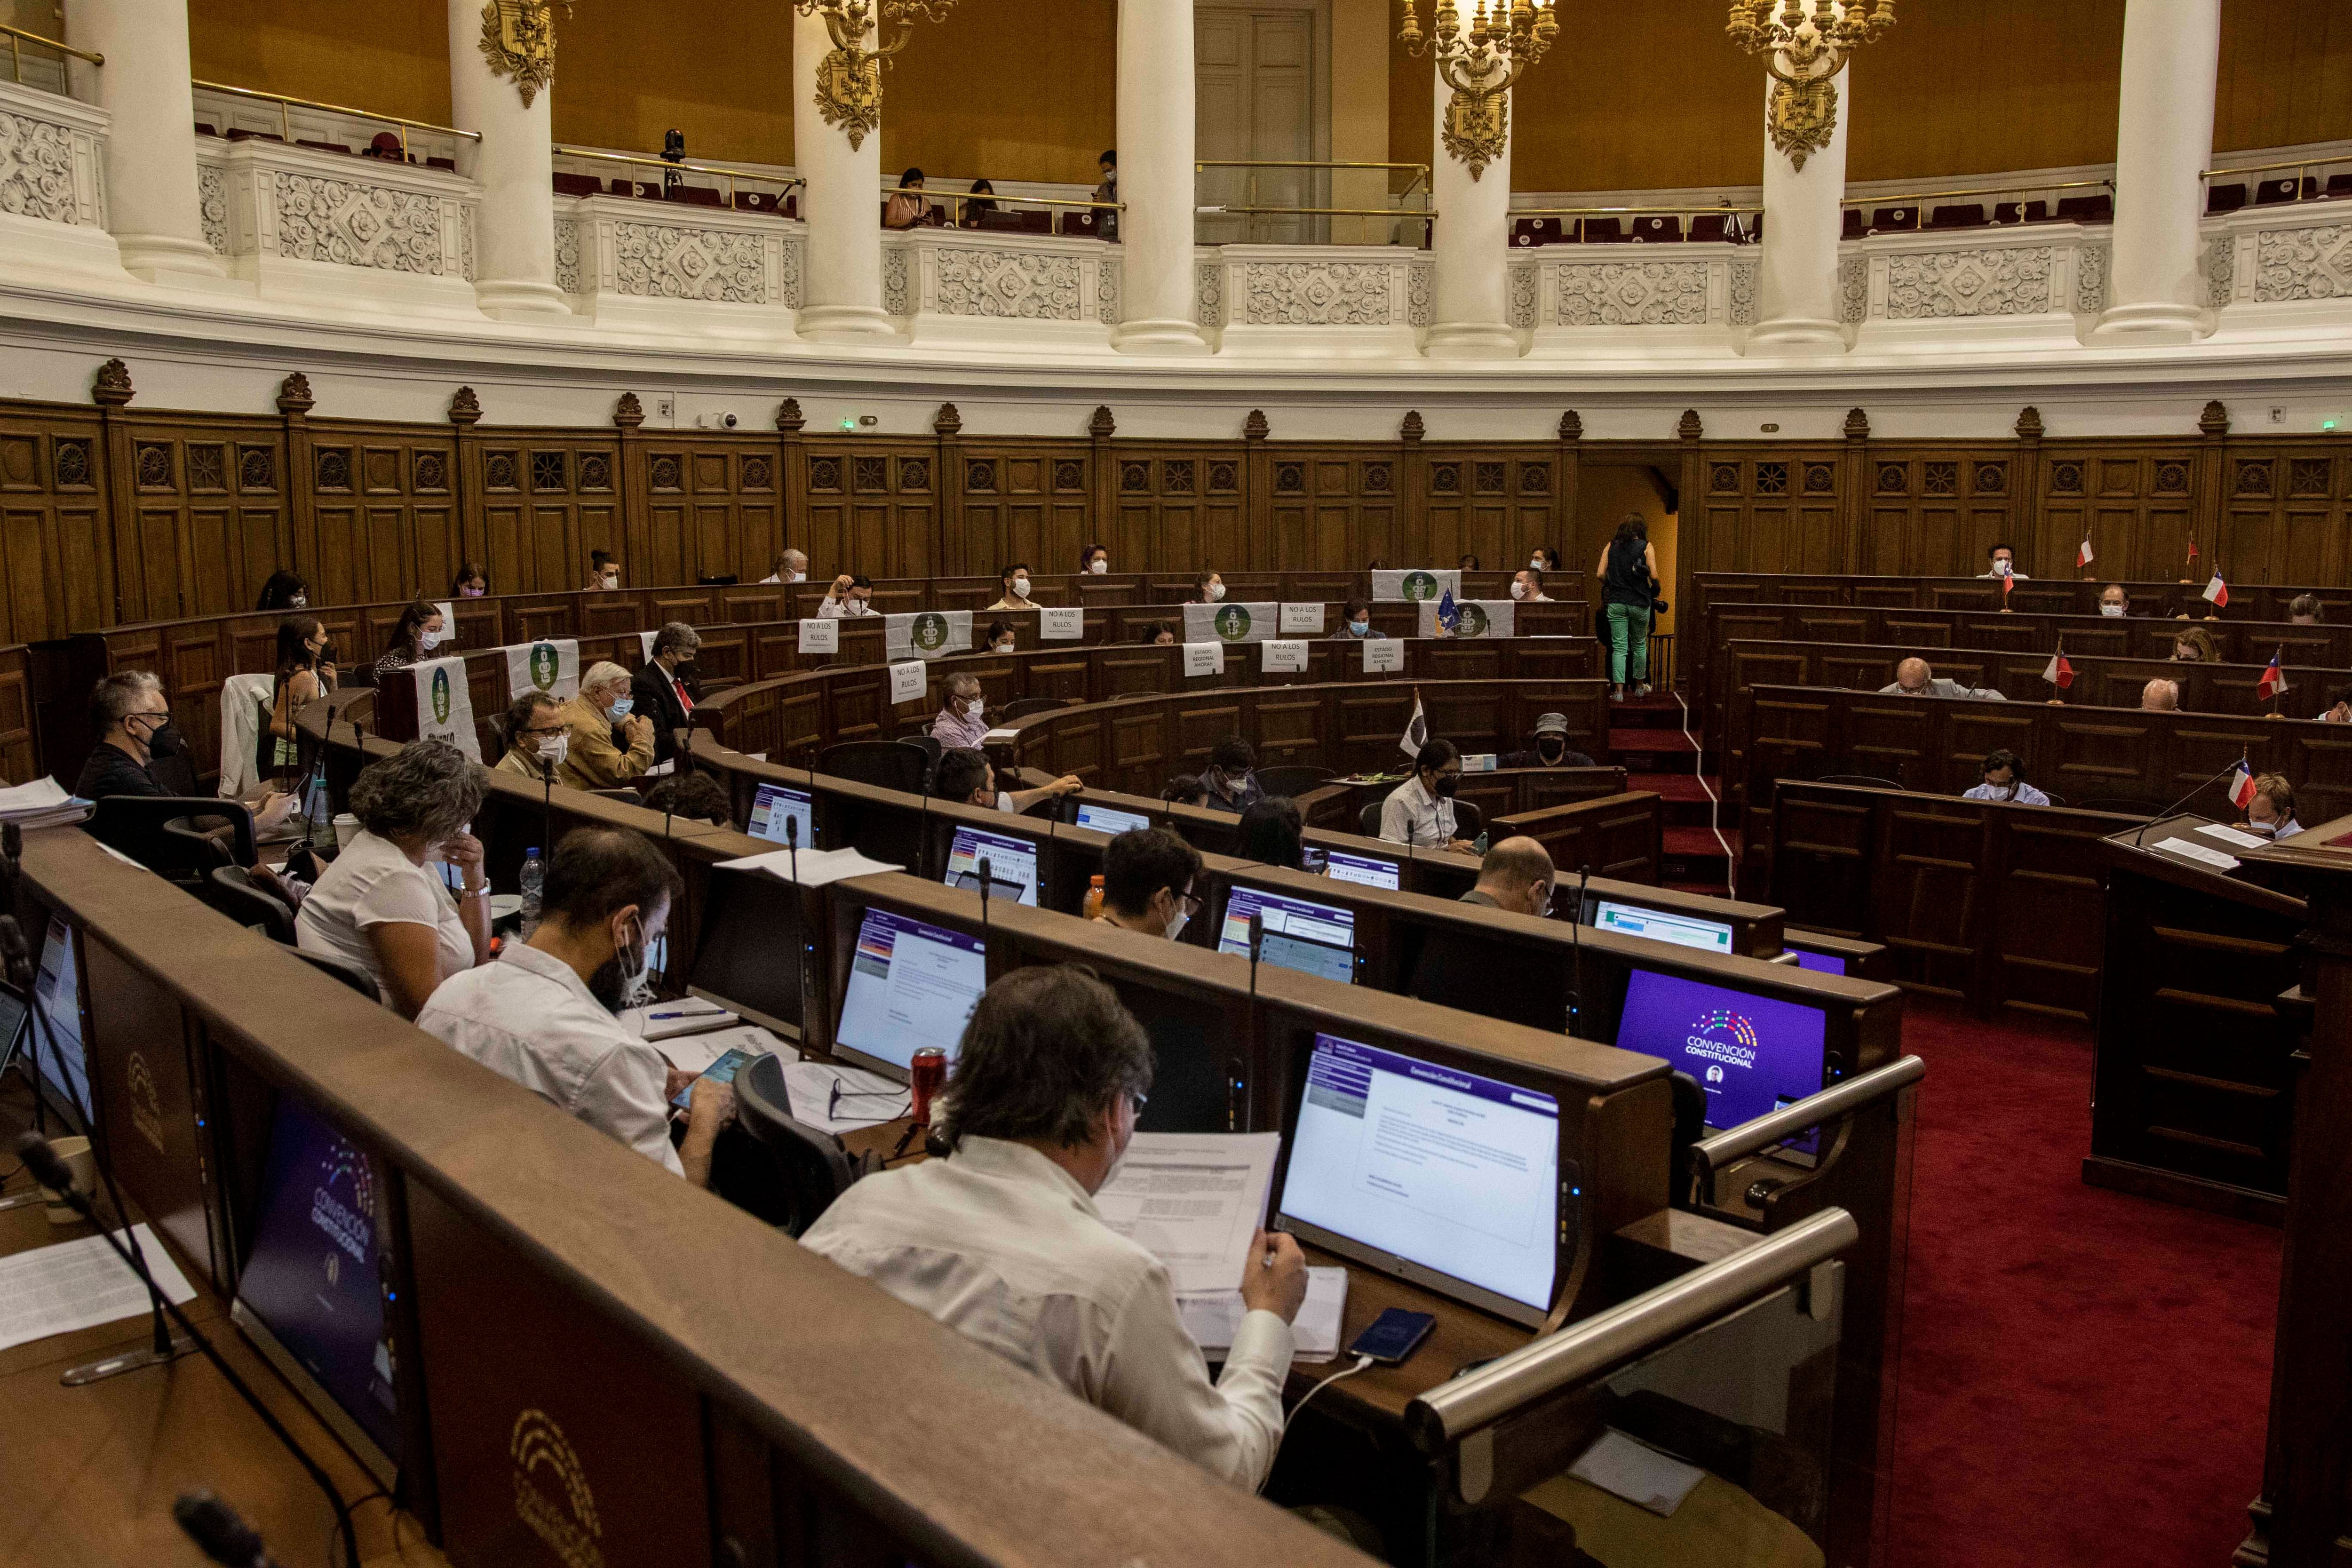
[722,411,739,429]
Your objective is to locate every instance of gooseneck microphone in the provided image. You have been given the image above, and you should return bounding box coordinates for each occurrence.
[1248,907,1264,995]
[2133,762,2243,849]
[977,856,992,935]
[17,1132,358,1568]
[175,1490,282,1568]
[784,809,802,887]
[1565,863,1591,1037]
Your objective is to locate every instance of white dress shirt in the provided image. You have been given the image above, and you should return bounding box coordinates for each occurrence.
[1963,781,2051,806]
[931,702,990,750]
[295,829,473,1003]
[1379,773,1458,847]
[416,944,682,1177]
[800,1136,1294,1488]
[2270,818,2305,842]
[817,597,873,620]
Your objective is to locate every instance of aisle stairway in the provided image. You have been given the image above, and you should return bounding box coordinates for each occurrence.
[1607,695,1738,896]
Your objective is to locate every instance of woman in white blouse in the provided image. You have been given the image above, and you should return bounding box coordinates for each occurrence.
[296,740,493,1018]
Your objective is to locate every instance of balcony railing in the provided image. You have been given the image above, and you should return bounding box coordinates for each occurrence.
[192,79,478,160]
[555,144,803,209]
[1,21,100,94]
[1197,158,1434,247]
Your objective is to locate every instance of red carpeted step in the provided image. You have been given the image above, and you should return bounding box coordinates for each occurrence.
[1662,825,1735,860]
[1608,726,1697,754]
[1627,771,1718,804]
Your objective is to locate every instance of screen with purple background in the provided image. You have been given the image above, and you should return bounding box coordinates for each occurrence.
[1615,969,1829,1133]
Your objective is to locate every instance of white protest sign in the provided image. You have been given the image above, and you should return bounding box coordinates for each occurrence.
[1262,639,1309,673]
[887,609,973,661]
[1279,602,1326,635]
[1184,602,1278,645]
[1039,606,1084,641]
[888,660,929,706]
[798,617,840,654]
[637,630,658,662]
[1373,569,1460,604]
[434,600,459,645]
[1364,638,1405,673]
[502,638,579,702]
[1182,641,1224,677]
[411,656,480,760]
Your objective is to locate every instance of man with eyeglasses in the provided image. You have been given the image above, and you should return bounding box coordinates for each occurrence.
[801,966,1308,1488]
[494,691,571,780]
[1094,828,1203,940]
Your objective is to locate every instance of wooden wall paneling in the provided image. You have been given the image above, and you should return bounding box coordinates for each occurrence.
[2220,439,2351,589]
[1116,445,1201,573]
[94,363,143,625]
[0,403,107,641]
[1992,809,2114,1020]
[1401,412,1429,570]
[2011,406,2044,574]
[777,398,808,578]
[1839,411,1868,575]
[2195,400,2229,581]
[1556,413,1582,582]
[1676,412,1709,634]
[1240,410,1271,573]
[615,393,654,591]
[1090,406,1117,574]
[936,404,966,580]
[640,431,695,588]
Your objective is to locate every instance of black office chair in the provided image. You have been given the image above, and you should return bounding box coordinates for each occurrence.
[164,816,235,875]
[1359,801,1384,837]
[293,947,382,1002]
[208,866,295,944]
[1254,764,1334,798]
[900,732,943,788]
[87,796,255,883]
[998,697,1073,721]
[1455,800,1484,843]
[731,1052,862,1236]
[819,739,930,796]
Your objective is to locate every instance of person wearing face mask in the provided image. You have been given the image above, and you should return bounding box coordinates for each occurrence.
[1331,598,1382,639]
[1498,712,1597,770]
[2245,774,2304,842]
[1961,748,2050,806]
[77,670,183,818]
[1140,621,1176,647]
[818,573,875,619]
[556,661,656,788]
[372,599,447,678]
[630,621,703,767]
[451,562,490,598]
[2098,583,2132,618]
[932,747,1081,816]
[495,692,570,780]
[295,740,493,1019]
[801,965,1304,1488]
[1878,657,2004,700]
[257,570,311,612]
[1380,738,1476,852]
[1095,828,1204,939]
[261,616,336,780]
[1200,736,1265,815]
[586,549,621,592]
[1979,544,2028,581]
[986,563,1035,612]
[419,829,736,1188]
[983,619,1018,655]
[762,549,810,585]
[1458,837,1556,916]
[1080,543,1111,576]
[930,672,992,749]
[1511,566,1551,604]
[1194,571,1226,605]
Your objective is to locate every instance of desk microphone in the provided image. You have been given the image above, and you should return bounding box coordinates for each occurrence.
[17,1132,357,1568]
[175,1491,281,1568]
[1248,908,1264,995]
[2132,762,2241,849]
[1565,863,1590,1037]
[784,809,802,887]
[977,856,992,936]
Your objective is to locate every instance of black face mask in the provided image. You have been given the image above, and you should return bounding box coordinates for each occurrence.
[673,659,700,682]
[1433,773,1460,799]
[584,955,628,1013]
[139,717,185,760]
[1536,737,1564,762]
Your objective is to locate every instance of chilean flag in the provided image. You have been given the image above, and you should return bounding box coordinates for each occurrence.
[2203,571,2229,608]
[2259,649,2288,700]
[2229,756,2258,811]
[2042,648,2075,689]
[2077,535,2096,569]
[2002,571,2015,604]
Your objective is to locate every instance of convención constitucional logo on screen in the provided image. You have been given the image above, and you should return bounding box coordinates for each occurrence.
[1682,1008,1760,1082]
[310,1135,374,1265]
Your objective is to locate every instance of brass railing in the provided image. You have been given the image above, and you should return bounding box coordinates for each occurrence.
[1195,159,1435,242]
[1836,175,2113,231]
[192,79,478,158]
[554,144,803,206]
[2,21,101,84]
[874,183,1122,228]
[2201,153,2352,205]
[1508,202,1761,243]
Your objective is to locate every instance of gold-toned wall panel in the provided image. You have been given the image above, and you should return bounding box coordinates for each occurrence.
[188,0,452,127]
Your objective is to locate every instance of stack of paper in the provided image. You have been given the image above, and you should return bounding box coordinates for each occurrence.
[0,779,91,830]
[659,1024,793,1076]
[1092,1133,1282,1295]
[0,1224,196,1353]
[785,1060,910,1133]
[717,846,904,886]
[1180,1266,1350,1361]
[1567,1429,1709,1518]
[621,999,738,1042]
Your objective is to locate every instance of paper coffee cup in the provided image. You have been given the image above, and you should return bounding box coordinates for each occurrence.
[333,813,359,849]
[40,1135,94,1225]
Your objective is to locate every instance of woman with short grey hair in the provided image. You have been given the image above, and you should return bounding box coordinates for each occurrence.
[295,740,492,1018]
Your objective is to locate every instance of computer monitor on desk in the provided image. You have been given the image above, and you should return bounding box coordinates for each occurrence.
[1074,800,1152,837]
[688,866,814,1037]
[830,904,990,1080]
[745,781,816,848]
[1216,883,1360,986]
[1273,1030,1569,1329]
[1613,969,1832,1151]
[943,825,1040,907]
[1324,848,1402,892]
[1589,898,1734,956]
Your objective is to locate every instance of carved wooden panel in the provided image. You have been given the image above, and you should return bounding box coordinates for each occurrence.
[1860,446,2016,576]
[1417,450,1557,574]
[2038,447,2199,581]
[801,439,938,580]
[309,421,457,607]
[635,439,774,588]
[959,442,1092,582]
[1694,449,1846,576]
[480,434,623,596]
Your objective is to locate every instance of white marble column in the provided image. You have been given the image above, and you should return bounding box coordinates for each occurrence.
[1112,0,1208,354]
[2092,0,2220,344]
[63,0,224,283]
[794,9,891,341]
[446,0,567,318]
[1423,50,1516,359]
[1749,65,1851,355]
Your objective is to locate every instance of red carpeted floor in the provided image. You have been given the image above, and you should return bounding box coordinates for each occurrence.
[1888,1000,2281,1568]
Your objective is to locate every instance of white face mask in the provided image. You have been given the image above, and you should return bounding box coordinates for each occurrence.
[1163,896,1190,941]
[1529,557,1544,571]
[601,572,619,589]
[788,570,806,582]
[1012,577,1031,598]
[536,733,569,769]
[1985,781,2013,798]
[421,627,445,651]
[1510,581,1529,602]
[994,640,1016,654]
[2100,602,2125,617]
[1206,581,1225,602]
[1089,559,1108,575]
[847,598,871,616]
[961,697,982,717]
[612,915,655,1011]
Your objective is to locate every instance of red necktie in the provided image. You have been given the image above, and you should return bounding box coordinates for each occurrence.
[674,677,693,712]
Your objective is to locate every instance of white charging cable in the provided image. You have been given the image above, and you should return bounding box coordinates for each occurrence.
[1259,1353,1377,1493]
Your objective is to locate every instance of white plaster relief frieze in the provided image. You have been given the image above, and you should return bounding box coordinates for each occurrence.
[273,172,444,273]
[198,165,227,255]
[1883,247,2051,319]
[611,221,765,302]
[1241,262,1393,326]
[933,248,1082,320]
[1558,261,1709,327]
[553,218,580,293]
[0,109,81,226]
[2254,225,2352,302]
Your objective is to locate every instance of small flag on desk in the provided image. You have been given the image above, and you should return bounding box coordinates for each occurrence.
[2186,537,2200,564]
[2204,571,2230,608]
[1400,690,1428,756]
[2001,570,2015,604]
[1435,587,1461,635]
[2259,648,2288,700]
[2229,756,2258,811]
[2042,648,2075,689]
[2078,535,2096,569]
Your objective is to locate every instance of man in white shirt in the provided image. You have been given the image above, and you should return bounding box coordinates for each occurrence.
[2248,774,2305,842]
[1961,748,2050,807]
[816,574,874,619]
[1510,567,1551,603]
[801,966,1308,1488]
[1980,544,2029,580]
[932,747,1081,816]
[762,549,809,584]
[418,829,735,1186]
[1380,738,1477,852]
[930,672,991,750]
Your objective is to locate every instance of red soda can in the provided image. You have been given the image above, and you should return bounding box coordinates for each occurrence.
[908,1047,948,1127]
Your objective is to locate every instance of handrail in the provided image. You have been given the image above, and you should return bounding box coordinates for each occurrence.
[2202,154,2352,182]
[1690,1054,1924,1175]
[1512,204,1763,216]
[3,21,101,82]
[1404,1206,1858,1450]
[1199,204,1437,221]
[1195,158,1435,238]
[879,186,1122,215]
[1838,175,2112,208]
[192,79,480,157]
[556,144,804,205]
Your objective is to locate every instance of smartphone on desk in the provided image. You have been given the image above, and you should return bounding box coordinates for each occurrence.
[1347,1307,1437,1366]
[672,1046,754,1110]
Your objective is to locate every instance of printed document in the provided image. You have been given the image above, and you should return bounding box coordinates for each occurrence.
[0,1224,196,1353]
[1092,1132,1280,1296]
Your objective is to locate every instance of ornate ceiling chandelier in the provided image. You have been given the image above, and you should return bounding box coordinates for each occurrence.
[1397,0,1559,182]
[1726,0,1897,172]
[794,0,958,150]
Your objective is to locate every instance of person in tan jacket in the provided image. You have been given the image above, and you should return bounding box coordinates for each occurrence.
[555,662,654,789]
[493,692,569,782]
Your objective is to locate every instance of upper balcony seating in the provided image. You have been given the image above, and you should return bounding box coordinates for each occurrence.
[1580,216,1623,243]
[1629,215,1682,242]
[665,183,724,208]
[1512,216,1563,247]
[2208,183,2249,215]
[2258,175,2320,205]
[2055,192,2114,223]
[1059,209,1104,237]
[1866,205,1919,234]
[1992,199,2049,223]
[1927,203,1985,230]
[553,171,604,198]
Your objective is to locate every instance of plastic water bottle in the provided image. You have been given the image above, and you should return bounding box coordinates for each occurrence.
[1082,875,1105,921]
[518,847,544,937]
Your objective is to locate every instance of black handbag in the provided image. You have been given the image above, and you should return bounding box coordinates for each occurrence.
[1653,596,1670,614]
